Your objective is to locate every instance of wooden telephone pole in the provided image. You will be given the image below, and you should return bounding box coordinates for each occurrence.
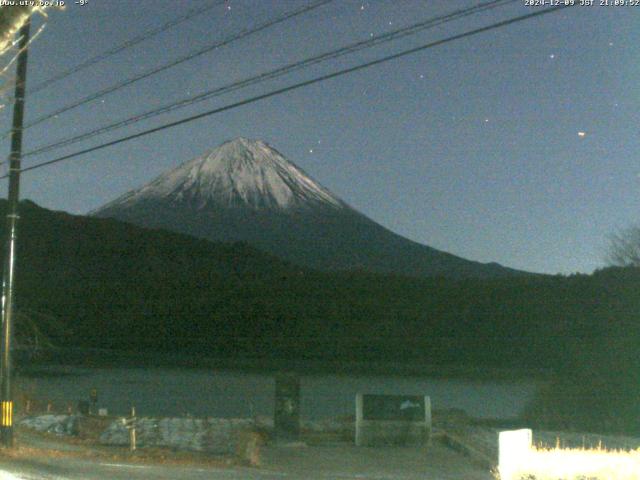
[0,19,30,448]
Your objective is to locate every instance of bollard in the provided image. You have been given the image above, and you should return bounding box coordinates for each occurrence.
[47,401,52,413]
[130,425,136,452]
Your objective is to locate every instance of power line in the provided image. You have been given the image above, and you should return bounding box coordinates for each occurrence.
[2,0,334,137]
[4,4,573,179]
[26,0,228,96]
[23,0,518,159]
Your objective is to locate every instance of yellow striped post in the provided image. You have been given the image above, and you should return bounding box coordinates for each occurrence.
[1,401,12,427]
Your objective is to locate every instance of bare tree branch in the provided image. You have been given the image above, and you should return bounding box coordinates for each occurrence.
[606,226,640,267]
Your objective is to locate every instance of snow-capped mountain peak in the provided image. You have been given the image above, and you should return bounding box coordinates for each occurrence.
[93,137,524,278]
[110,137,344,211]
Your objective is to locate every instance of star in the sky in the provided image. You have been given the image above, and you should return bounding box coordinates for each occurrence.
[578,131,586,138]
[549,54,555,59]
[419,74,424,79]
[309,148,314,154]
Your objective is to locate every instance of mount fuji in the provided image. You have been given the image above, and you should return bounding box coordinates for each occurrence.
[92,138,522,278]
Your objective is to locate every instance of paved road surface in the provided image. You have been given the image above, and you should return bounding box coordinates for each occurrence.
[0,443,493,480]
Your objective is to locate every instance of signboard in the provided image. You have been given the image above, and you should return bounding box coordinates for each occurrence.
[362,394,426,421]
[355,393,431,447]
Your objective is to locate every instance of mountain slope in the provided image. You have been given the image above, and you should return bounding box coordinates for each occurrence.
[93,137,524,278]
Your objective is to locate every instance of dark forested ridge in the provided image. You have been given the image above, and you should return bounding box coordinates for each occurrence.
[2,200,638,375]
[5,200,640,433]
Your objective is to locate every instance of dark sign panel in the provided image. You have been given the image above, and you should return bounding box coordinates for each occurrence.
[274,373,300,439]
[362,394,425,421]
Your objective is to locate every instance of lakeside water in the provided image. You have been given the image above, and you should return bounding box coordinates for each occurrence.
[17,366,539,420]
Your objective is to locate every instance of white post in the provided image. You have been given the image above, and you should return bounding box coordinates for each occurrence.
[129,406,137,452]
[355,393,364,446]
[498,429,532,480]
[424,396,432,444]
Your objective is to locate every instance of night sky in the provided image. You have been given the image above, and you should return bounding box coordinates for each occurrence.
[0,0,637,275]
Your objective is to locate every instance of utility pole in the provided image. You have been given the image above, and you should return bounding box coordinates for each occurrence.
[0,19,30,448]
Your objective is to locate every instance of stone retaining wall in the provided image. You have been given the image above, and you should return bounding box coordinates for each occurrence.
[99,417,255,454]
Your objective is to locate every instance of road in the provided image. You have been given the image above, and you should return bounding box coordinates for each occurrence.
[0,443,493,480]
